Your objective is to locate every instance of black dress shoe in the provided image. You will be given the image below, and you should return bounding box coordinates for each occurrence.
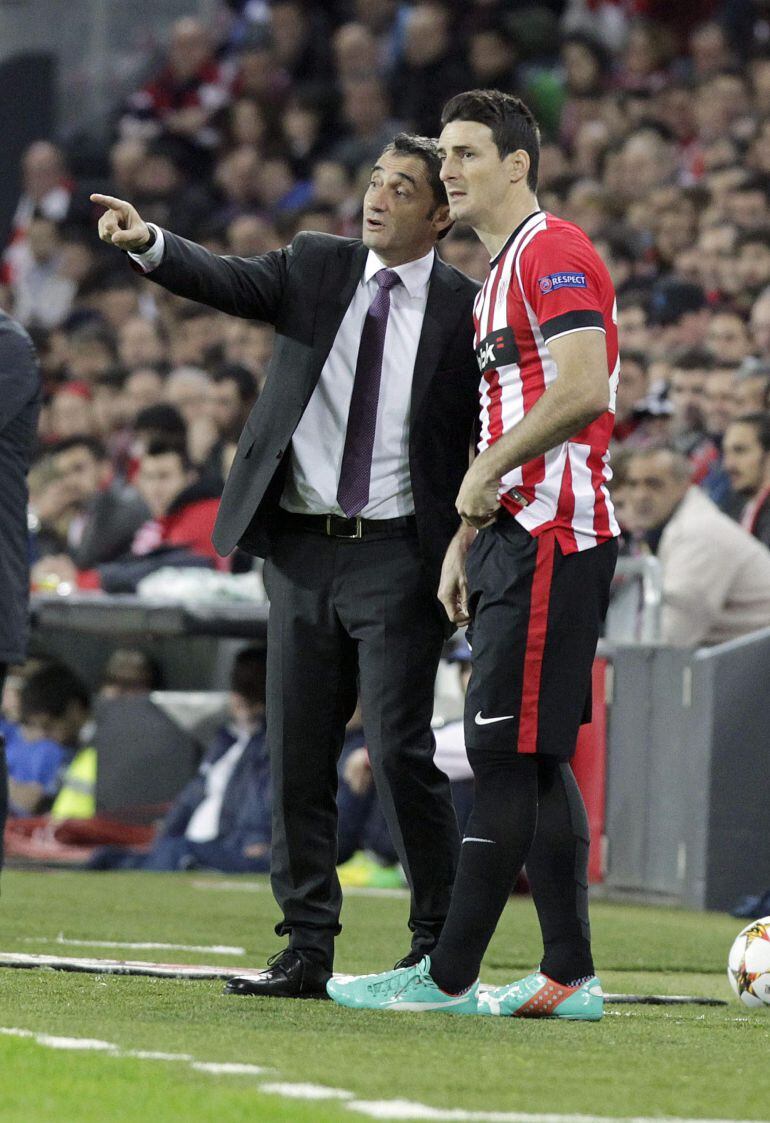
[224,949,331,999]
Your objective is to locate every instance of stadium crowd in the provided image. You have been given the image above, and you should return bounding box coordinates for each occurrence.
[3,0,770,876]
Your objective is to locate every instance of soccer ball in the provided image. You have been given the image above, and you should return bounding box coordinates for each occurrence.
[727,917,770,1008]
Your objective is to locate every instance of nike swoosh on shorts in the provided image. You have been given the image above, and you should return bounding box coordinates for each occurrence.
[474,711,515,725]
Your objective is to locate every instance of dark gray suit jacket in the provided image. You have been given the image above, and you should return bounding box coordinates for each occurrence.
[0,313,41,663]
[143,230,481,592]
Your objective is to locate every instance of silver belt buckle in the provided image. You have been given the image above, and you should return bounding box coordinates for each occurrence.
[326,514,363,538]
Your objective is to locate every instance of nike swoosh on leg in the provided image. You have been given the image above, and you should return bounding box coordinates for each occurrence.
[474,711,515,725]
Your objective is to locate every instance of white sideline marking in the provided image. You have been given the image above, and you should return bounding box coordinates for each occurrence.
[191,879,408,900]
[26,935,246,955]
[347,1109,759,1123]
[0,1027,761,1123]
[192,1062,270,1076]
[35,1035,118,1052]
[261,1083,353,1100]
[124,1042,194,1060]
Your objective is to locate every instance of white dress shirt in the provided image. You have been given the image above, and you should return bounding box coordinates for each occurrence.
[130,231,434,519]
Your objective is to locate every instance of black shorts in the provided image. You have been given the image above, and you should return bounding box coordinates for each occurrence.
[464,513,617,761]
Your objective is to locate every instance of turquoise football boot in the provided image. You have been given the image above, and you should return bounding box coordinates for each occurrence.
[477,971,604,1020]
[326,956,479,1014]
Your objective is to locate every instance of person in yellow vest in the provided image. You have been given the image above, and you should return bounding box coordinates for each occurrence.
[49,746,97,821]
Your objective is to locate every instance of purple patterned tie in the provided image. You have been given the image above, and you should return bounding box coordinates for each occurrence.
[337,268,402,517]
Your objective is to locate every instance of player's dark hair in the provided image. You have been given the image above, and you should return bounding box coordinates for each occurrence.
[379,133,452,238]
[49,434,107,461]
[440,89,541,191]
[20,661,90,722]
[730,411,770,452]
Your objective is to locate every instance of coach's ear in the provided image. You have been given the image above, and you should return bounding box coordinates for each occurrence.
[506,148,530,186]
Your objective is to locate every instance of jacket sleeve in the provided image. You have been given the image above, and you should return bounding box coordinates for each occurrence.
[0,319,40,434]
[139,229,307,323]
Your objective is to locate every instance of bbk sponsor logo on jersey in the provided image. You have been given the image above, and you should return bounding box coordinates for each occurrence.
[538,272,587,293]
[475,326,520,373]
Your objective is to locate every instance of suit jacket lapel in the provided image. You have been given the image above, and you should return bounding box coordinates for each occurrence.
[410,258,468,422]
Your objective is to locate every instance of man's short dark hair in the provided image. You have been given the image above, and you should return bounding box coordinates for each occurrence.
[671,347,715,372]
[619,349,648,372]
[440,89,541,191]
[49,435,107,461]
[379,133,451,235]
[230,646,267,706]
[730,412,770,452]
[134,403,187,438]
[736,227,770,253]
[143,437,191,472]
[20,662,90,723]
[211,363,258,404]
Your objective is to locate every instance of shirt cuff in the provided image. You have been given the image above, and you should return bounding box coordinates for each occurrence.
[127,224,165,273]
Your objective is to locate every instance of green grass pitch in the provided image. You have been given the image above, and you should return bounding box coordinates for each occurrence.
[0,870,768,1123]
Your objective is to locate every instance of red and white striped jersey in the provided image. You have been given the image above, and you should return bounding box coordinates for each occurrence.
[473,210,620,554]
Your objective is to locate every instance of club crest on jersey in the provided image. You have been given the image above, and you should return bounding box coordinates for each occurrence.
[539,272,587,293]
[475,326,520,373]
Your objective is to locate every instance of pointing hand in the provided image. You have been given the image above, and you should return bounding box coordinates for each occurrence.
[90,193,152,252]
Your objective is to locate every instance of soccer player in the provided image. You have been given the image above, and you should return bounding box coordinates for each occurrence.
[327,89,619,1019]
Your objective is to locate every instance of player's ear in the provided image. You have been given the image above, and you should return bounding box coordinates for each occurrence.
[506,149,530,186]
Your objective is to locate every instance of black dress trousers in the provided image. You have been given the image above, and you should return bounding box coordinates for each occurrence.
[263,523,460,969]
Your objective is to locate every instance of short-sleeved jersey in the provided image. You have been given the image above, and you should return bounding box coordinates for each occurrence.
[473,210,620,554]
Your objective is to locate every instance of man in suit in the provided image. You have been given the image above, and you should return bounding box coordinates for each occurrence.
[0,311,42,872]
[91,132,480,998]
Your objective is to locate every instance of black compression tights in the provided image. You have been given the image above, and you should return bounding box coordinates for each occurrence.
[429,752,594,995]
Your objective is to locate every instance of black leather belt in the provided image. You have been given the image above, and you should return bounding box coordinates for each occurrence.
[277,511,416,539]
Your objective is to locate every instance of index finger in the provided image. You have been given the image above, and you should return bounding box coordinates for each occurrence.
[90,193,130,213]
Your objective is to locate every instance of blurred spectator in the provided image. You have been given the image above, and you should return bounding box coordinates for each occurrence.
[706,308,752,365]
[667,348,710,457]
[118,316,168,371]
[123,367,166,420]
[90,646,270,873]
[2,142,75,289]
[200,363,258,489]
[94,437,225,591]
[612,349,649,445]
[164,365,216,467]
[11,215,75,329]
[269,0,333,86]
[733,362,770,414]
[390,3,470,136]
[120,17,235,162]
[750,289,770,358]
[332,77,404,172]
[5,662,90,815]
[439,226,490,284]
[626,446,770,646]
[723,413,770,550]
[31,435,148,571]
[99,648,163,699]
[45,382,97,442]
